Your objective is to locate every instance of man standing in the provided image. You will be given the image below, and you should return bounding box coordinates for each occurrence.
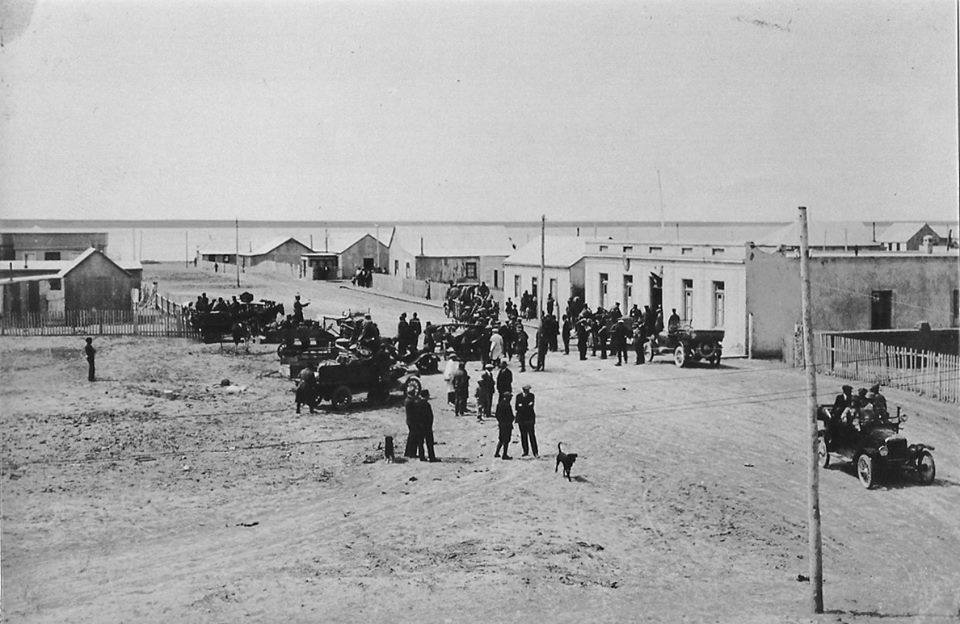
[667,308,681,332]
[415,389,439,462]
[452,361,470,416]
[561,314,572,355]
[404,382,423,458]
[477,364,495,421]
[633,322,646,364]
[576,317,589,360]
[494,391,514,460]
[496,360,513,402]
[84,337,96,382]
[293,295,309,324]
[546,293,555,316]
[598,320,609,360]
[534,326,548,371]
[515,384,539,458]
[611,318,629,366]
[409,312,423,354]
[489,327,504,366]
[397,313,410,357]
[515,322,529,372]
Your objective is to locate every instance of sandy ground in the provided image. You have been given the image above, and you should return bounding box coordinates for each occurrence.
[1,264,958,623]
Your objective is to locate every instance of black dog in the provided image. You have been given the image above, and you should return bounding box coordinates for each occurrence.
[555,442,578,481]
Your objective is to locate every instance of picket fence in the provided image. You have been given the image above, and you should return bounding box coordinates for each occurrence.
[812,333,959,403]
[0,307,197,338]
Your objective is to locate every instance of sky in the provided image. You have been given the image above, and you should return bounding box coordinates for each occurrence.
[0,0,957,223]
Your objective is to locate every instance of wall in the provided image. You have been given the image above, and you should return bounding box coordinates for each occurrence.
[245,239,312,269]
[63,253,135,311]
[0,279,64,315]
[371,273,431,299]
[503,264,577,309]
[415,256,487,283]
[584,255,747,355]
[0,232,108,261]
[340,236,390,277]
[746,247,960,359]
[389,242,417,280]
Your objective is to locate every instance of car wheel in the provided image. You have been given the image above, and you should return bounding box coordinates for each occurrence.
[916,450,936,485]
[856,454,875,489]
[644,341,654,363]
[331,385,352,409]
[673,345,686,368]
[817,436,830,468]
[710,355,721,368]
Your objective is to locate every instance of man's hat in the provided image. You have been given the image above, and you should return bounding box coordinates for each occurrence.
[522,384,531,390]
[420,389,431,399]
[484,364,494,370]
[869,383,880,393]
[841,384,853,392]
[499,360,508,367]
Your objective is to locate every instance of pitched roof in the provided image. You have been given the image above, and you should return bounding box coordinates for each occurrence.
[876,222,935,243]
[390,225,515,257]
[505,236,588,268]
[240,236,312,257]
[756,221,879,248]
[56,247,132,278]
[0,250,139,274]
[311,230,385,254]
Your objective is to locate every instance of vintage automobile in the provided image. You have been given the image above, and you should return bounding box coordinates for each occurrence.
[306,349,415,409]
[643,324,724,367]
[817,404,936,489]
[191,299,284,343]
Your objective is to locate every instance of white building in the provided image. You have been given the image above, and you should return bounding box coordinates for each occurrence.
[502,236,588,307]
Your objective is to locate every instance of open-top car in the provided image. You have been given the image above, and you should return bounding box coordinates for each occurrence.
[817,404,936,489]
[644,324,723,367]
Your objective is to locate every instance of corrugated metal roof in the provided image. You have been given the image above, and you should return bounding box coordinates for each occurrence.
[757,221,878,247]
[240,236,312,257]
[504,236,588,268]
[311,230,385,254]
[391,225,515,257]
[0,251,140,274]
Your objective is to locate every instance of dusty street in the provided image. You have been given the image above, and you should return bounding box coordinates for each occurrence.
[2,267,958,623]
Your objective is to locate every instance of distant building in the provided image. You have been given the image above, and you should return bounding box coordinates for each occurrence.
[876,222,942,251]
[300,231,389,280]
[389,226,515,289]
[754,221,883,252]
[0,229,108,261]
[503,236,588,307]
[1,247,142,315]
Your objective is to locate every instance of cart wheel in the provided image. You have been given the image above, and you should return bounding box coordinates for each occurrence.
[916,450,936,485]
[673,345,687,368]
[643,341,654,363]
[856,454,875,489]
[331,386,352,409]
[817,436,830,468]
[528,352,538,370]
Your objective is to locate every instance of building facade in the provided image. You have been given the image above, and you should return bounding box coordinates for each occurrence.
[0,231,108,262]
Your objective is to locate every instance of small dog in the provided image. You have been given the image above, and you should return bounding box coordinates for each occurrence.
[555,442,578,481]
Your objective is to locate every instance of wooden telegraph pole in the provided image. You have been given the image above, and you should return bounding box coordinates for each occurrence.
[798,206,823,613]
[235,218,241,288]
[539,215,546,321]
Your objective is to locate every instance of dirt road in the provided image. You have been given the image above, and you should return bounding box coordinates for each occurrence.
[2,271,957,623]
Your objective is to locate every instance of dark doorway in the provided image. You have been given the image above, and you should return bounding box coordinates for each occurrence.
[363,257,374,270]
[649,273,662,312]
[27,281,41,313]
[871,290,892,329]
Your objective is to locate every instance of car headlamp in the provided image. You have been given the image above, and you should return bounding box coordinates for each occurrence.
[879,445,889,457]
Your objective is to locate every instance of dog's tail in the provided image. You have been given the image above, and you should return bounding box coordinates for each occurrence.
[558,442,563,453]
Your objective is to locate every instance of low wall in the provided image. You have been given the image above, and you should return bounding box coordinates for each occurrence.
[372,273,432,299]
[818,328,959,356]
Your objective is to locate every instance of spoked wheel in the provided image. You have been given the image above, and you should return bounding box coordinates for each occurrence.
[916,451,936,485]
[331,385,352,410]
[856,454,875,489]
[528,352,539,370]
[673,346,687,368]
[817,436,830,468]
[643,341,654,363]
[710,355,721,368]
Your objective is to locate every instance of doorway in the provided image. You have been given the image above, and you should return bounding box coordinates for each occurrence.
[648,273,662,312]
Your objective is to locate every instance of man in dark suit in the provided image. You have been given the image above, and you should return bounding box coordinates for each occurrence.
[84,337,96,382]
[496,360,513,402]
[515,384,539,457]
[611,318,629,366]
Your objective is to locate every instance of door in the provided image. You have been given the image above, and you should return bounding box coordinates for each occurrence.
[27,281,41,313]
[871,291,892,329]
[622,275,633,310]
[363,257,374,270]
[649,274,662,312]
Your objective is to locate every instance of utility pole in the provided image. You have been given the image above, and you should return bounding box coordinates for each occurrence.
[235,218,240,288]
[375,224,381,269]
[539,215,546,321]
[798,206,824,613]
[657,168,665,230]
[185,231,189,267]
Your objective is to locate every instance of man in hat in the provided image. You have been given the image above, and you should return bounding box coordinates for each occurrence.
[415,389,439,462]
[293,295,309,324]
[514,322,529,372]
[357,314,381,351]
[832,385,854,416]
[561,314,572,355]
[496,360,513,402]
[409,312,423,354]
[452,361,470,416]
[867,384,888,419]
[534,326,548,371]
[443,350,459,405]
[489,327,504,366]
[84,337,96,381]
[397,313,410,357]
[611,318,629,366]
[494,391,514,460]
[576,316,590,360]
[477,364,495,421]
[515,384,538,457]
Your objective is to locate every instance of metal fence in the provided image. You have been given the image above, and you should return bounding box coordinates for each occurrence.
[0,308,197,338]
[812,333,960,403]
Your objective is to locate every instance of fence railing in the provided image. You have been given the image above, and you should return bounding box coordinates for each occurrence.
[812,333,959,403]
[0,309,198,338]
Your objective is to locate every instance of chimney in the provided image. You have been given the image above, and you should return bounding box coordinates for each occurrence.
[420,237,424,255]
[872,222,876,242]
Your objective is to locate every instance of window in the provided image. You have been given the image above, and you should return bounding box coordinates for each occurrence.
[682,279,694,322]
[549,278,557,301]
[49,279,62,291]
[599,245,609,252]
[712,281,725,327]
[531,277,538,297]
[514,275,520,298]
[622,246,633,253]
[649,246,662,254]
[394,260,399,275]
[711,248,725,256]
[599,273,608,307]
[623,275,633,310]
[871,290,893,329]
[493,269,499,289]
[405,262,411,278]
[44,252,61,260]
[465,262,477,279]
[681,247,693,255]
[951,289,958,326]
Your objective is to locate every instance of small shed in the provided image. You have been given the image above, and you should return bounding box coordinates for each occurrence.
[877,223,942,251]
[300,232,388,280]
[239,237,313,273]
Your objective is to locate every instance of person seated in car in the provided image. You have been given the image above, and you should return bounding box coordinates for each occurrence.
[832,385,854,418]
[866,384,889,420]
